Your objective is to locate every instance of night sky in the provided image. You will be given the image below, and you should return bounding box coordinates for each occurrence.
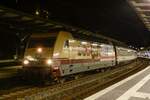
[0,0,150,59]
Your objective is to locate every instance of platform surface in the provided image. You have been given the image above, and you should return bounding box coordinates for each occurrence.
[84,65,150,100]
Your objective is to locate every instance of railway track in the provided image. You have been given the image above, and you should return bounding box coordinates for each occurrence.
[0,58,149,100]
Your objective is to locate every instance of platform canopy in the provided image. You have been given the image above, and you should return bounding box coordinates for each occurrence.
[128,0,150,31]
[0,5,127,47]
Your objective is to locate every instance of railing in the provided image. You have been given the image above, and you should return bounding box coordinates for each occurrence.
[0,59,21,67]
[0,59,15,63]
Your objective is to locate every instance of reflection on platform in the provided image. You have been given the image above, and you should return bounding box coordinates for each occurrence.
[85,66,150,100]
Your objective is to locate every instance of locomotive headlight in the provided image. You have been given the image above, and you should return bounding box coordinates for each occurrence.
[37,47,42,53]
[23,60,29,65]
[46,59,53,65]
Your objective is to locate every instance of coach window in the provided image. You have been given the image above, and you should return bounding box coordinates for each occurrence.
[64,40,69,48]
[78,41,84,56]
[77,45,82,56]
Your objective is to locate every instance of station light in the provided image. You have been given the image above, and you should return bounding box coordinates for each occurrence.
[140,47,144,50]
[129,45,132,48]
[35,10,40,15]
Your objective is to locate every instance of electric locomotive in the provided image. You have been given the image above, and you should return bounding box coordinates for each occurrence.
[21,31,137,80]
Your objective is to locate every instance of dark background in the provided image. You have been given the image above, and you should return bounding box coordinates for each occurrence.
[0,0,149,59]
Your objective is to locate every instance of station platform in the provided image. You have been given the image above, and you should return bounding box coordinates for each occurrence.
[84,65,150,100]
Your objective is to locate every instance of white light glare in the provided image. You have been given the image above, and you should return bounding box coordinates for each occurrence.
[53,53,59,57]
[26,56,36,61]
[140,47,144,50]
[37,48,42,53]
[69,40,75,43]
[46,59,52,65]
[35,10,39,15]
[81,41,87,45]
[127,50,131,52]
[23,60,29,65]
[92,43,98,46]
[100,44,105,47]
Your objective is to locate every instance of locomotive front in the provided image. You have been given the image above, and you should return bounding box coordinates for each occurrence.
[22,33,57,80]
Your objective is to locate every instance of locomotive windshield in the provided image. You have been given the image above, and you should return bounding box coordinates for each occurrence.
[28,37,56,48]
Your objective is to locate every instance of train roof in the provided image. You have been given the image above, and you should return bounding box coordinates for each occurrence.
[72,32,128,47]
